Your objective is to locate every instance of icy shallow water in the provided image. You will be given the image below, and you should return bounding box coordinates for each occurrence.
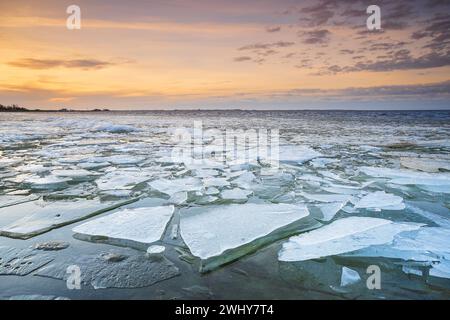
[0,110,449,300]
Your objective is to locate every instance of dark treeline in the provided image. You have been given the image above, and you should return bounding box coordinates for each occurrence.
[0,104,31,112]
[0,104,110,112]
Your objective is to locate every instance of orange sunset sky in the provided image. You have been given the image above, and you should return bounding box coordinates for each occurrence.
[0,0,449,110]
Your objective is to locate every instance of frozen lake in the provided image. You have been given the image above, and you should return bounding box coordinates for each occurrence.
[0,110,449,299]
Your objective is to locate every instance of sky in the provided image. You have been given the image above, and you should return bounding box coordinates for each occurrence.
[0,0,449,110]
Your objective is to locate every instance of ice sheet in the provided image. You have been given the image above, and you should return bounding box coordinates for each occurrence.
[180,203,319,272]
[0,198,134,239]
[73,205,175,249]
[278,217,422,262]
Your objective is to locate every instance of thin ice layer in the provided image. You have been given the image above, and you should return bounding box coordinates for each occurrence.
[180,203,318,272]
[73,206,175,248]
[36,251,179,289]
[278,216,422,262]
[0,246,54,276]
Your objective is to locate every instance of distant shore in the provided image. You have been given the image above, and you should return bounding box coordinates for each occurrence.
[1,104,449,113]
[0,104,110,112]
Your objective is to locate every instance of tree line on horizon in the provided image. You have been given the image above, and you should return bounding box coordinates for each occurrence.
[0,104,110,112]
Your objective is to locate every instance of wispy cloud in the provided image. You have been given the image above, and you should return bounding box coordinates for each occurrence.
[233,56,252,62]
[266,26,281,33]
[8,58,118,70]
[299,29,331,44]
[238,41,295,51]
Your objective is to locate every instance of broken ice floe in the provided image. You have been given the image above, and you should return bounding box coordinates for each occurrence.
[300,192,351,203]
[149,177,202,196]
[36,251,179,289]
[430,260,450,279]
[5,295,69,300]
[229,171,256,189]
[0,198,134,239]
[277,145,322,164]
[15,164,50,173]
[278,217,423,262]
[406,203,450,228]
[167,191,188,205]
[344,227,450,264]
[100,155,145,165]
[94,123,140,134]
[23,175,71,190]
[0,195,39,209]
[354,191,405,211]
[146,245,166,260]
[400,157,450,173]
[220,188,252,201]
[0,246,53,276]
[203,177,230,188]
[52,169,100,181]
[33,241,70,251]
[96,169,154,190]
[316,201,348,222]
[77,161,110,170]
[179,203,321,272]
[345,226,450,280]
[340,267,361,287]
[73,205,175,250]
[360,166,450,187]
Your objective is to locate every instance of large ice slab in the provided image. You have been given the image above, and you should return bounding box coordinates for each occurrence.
[36,251,179,289]
[73,206,175,249]
[180,203,320,272]
[278,217,422,262]
[0,198,135,239]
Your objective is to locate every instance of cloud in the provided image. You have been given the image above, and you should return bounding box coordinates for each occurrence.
[321,51,450,74]
[266,26,281,33]
[426,0,450,7]
[238,41,295,51]
[412,14,450,53]
[299,29,331,44]
[8,58,117,70]
[271,80,450,101]
[299,1,335,26]
[233,56,252,62]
